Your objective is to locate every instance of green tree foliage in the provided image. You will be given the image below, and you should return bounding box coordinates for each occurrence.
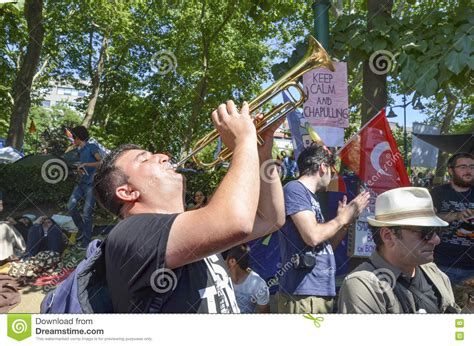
[24,104,82,154]
[1,0,472,199]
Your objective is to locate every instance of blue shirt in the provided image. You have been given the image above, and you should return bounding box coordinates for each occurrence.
[79,142,100,184]
[278,180,336,297]
[248,234,281,295]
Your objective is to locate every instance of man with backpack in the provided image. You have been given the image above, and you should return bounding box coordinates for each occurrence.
[67,126,103,249]
[92,100,285,313]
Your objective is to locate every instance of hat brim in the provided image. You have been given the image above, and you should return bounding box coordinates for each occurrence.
[367,215,449,228]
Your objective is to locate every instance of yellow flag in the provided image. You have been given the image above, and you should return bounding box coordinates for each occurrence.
[304,122,324,145]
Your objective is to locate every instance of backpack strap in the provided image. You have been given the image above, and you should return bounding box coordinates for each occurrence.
[397,273,441,313]
[77,238,113,313]
[366,259,414,313]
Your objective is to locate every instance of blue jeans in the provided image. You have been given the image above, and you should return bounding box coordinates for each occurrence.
[27,224,64,256]
[438,265,474,285]
[68,182,95,247]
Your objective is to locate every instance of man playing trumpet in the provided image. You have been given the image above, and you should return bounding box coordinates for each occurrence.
[93,100,285,313]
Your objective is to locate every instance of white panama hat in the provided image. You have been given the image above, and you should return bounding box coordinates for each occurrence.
[367,187,449,228]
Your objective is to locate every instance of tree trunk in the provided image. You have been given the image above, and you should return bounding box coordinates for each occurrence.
[360,0,393,125]
[6,0,44,150]
[82,33,109,128]
[435,87,458,180]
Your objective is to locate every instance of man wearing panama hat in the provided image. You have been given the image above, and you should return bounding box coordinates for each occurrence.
[338,187,460,313]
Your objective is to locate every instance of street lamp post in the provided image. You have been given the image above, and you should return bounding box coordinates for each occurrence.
[403,95,407,168]
[387,95,425,168]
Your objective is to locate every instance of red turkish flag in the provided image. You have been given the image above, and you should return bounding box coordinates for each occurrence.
[339,109,410,193]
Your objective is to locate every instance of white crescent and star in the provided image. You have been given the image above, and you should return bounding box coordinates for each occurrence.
[370,141,392,176]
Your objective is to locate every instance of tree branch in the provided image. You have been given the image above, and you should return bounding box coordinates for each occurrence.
[209,2,235,42]
[32,55,49,83]
[88,29,94,79]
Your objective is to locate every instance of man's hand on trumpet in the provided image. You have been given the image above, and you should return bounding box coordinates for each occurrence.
[211,100,257,152]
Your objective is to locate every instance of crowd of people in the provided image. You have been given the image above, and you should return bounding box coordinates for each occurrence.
[0,101,472,314]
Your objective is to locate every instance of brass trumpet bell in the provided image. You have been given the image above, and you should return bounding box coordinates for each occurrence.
[177,36,334,169]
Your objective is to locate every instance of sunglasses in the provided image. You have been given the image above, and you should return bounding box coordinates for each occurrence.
[402,227,439,241]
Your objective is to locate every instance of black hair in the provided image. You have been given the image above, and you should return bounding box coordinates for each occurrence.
[226,244,250,270]
[70,126,89,141]
[369,225,402,250]
[17,216,33,227]
[93,144,142,217]
[296,144,335,176]
[447,152,474,168]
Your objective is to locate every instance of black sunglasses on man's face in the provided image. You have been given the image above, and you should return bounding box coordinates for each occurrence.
[402,227,440,241]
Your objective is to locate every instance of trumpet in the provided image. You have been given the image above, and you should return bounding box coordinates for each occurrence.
[176,36,335,169]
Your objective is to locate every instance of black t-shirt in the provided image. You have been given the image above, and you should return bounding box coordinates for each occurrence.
[430,184,473,267]
[105,213,239,313]
[398,268,441,313]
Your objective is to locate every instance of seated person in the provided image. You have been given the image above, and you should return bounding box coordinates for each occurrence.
[0,221,26,262]
[338,187,459,313]
[453,278,474,313]
[26,216,65,256]
[226,244,270,313]
[6,216,33,242]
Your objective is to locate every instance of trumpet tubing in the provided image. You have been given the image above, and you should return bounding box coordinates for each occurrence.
[178,36,334,169]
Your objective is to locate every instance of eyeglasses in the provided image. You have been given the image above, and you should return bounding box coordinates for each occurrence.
[453,164,474,170]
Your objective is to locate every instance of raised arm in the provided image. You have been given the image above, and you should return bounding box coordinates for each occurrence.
[292,191,370,247]
[166,101,260,269]
[243,114,286,242]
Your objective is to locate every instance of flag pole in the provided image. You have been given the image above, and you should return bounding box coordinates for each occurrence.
[335,109,385,156]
